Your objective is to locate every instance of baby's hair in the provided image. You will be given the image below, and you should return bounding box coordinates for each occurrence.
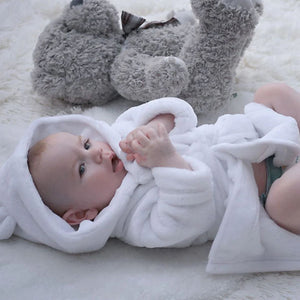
[27,138,52,210]
[27,137,67,217]
[27,138,48,171]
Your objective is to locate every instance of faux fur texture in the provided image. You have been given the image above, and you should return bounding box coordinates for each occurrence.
[2,0,300,298]
[31,0,262,113]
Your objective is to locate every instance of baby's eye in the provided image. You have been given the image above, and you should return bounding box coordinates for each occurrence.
[84,138,90,150]
[79,163,86,177]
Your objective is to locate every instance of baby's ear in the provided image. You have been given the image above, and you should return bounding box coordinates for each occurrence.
[62,208,98,225]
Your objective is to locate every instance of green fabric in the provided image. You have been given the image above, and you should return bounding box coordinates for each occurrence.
[259,155,283,207]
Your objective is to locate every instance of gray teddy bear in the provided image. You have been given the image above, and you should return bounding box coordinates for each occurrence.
[32,0,263,114]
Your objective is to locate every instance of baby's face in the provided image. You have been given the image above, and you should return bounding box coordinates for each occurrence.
[35,132,127,214]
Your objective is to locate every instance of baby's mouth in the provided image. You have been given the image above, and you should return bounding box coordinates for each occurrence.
[112,154,120,173]
[112,153,125,173]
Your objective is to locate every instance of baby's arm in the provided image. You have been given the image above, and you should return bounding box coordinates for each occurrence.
[119,114,192,170]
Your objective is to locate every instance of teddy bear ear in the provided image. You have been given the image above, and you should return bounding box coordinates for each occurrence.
[70,0,83,8]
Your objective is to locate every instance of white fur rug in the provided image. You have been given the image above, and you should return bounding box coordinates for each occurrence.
[1,0,300,299]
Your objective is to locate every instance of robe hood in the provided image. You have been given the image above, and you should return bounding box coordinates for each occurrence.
[3,97,300,274]
[0,114,138,252]
[0,97,198,253]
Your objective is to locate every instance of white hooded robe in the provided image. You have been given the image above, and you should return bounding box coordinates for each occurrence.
[1,97,300,274]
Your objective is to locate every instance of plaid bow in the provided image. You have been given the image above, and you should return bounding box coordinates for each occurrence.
[121,11,179,38]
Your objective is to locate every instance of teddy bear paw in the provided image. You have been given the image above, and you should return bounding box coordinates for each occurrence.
[145,57,189,97]
[251,0,263,15]
[220,0,255,10]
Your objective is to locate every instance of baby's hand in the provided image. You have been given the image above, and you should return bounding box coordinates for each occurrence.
[119,123,176,168]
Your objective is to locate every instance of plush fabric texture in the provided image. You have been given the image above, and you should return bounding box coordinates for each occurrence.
[1,97,300,275]
[31,0,262,113]
[2,0,300,298]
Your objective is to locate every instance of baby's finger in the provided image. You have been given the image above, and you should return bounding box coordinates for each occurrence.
[135,130,149,147]
[125,132,135,144]
[157,122,168,137]
[134,153,146,165]
[131,139,144,152]
[145,127,158,140]
[119,140,133,153]
[126,153,135,162]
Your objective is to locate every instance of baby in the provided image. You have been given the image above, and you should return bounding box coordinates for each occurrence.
[28,83,300,234]
[2,82,300,274]
[27,113,189,225]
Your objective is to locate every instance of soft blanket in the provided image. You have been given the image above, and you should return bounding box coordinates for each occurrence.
[1,0,300,298]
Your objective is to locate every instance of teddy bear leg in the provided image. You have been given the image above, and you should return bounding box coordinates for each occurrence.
[222,0,263,14]
[178,0,262,113]
[220,0,263,58]
[31,68,66,101]
[111,49,189,102]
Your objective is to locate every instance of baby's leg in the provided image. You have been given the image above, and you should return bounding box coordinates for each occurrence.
[266,163,300,234]
[254,83,300,129]
[254,83,300,233]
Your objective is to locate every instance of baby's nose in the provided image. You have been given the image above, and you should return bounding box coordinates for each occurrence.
[93,148,113,164]
[102,150,114,160]
[90,147,102,164]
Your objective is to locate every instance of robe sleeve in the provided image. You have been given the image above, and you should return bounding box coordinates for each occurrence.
[243,102,300,165]
[120,156,215,248]
[112,97,198,138]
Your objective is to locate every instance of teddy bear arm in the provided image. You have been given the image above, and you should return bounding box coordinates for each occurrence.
[110,49,189,102]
